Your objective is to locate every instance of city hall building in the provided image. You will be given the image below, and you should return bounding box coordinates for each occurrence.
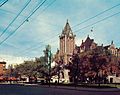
[54,20,120,82]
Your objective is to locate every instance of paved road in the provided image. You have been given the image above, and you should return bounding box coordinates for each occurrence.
[0,84,120,95]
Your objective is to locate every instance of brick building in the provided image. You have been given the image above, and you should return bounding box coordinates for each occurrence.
[56,20,75,64]
[0,61,6,76]
[79,35,97,53]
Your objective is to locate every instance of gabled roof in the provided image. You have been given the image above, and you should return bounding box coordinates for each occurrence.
[80,35,94,48]
[84,35,94,46]
[80,35,96,51]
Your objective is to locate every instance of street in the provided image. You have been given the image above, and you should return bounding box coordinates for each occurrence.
[0,84,120,95]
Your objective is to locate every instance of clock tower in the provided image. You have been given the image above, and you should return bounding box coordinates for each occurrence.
[59,20,76,64]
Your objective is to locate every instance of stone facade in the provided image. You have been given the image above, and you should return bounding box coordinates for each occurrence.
[59,20,75,64]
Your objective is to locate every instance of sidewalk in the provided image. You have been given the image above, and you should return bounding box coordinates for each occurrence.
[37,84,120,92]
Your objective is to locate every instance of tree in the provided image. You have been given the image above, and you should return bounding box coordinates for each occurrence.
[68,48,120,84]
[13,56,48,82]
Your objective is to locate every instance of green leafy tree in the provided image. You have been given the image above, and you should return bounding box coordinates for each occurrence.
[13,56,48,82]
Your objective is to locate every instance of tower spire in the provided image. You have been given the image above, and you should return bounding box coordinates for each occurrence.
[87,35,89,38]
[67,19,68,23]
[64,19,71,32]
[111,40,114,45]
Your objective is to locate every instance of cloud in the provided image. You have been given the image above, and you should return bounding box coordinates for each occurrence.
[0,0,120,64]
[0,54,33,68]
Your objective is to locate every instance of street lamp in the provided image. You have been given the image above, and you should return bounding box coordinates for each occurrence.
[46,45,52,87]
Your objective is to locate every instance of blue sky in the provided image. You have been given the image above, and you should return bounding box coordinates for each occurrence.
[0,0,120,65]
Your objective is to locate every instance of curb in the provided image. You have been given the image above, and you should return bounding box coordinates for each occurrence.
[38,85,120,92]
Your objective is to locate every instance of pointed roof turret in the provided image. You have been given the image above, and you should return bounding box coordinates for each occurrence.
[63,20,71,33]
[87,35,89,38]
[82,40,83,43]
[85,35,91,42]
[60,20,74,37]
[67,19,68,23]
[109,40,115,49]
[111,40,114,45]
[60,20,75,38]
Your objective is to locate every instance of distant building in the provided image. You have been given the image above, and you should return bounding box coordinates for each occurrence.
[79,35,97,53]
[107,75,120,83]
[0,61,6,76]
[104,41,118,56]
[104,41,120,64]
[117,48,120,62]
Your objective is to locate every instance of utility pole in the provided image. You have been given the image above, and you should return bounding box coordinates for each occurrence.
[46,45,52,87]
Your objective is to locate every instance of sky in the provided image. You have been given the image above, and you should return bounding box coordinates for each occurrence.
[0,0,120,66]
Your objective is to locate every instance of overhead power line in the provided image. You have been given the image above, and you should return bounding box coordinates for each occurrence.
[0,0,57,56]
[75,11,120,33]
[39,0,56,14]
[72,3,120,28]
[15,0,57,54]
[0,0,47,46]
[17,33,59,55]
[18,2,120,55]
[0,0,8,7]
[0,0,56,21]
[2,1,119,56]
[28,0,43,16]
[0,0,31,37]
[19,10,120,55]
